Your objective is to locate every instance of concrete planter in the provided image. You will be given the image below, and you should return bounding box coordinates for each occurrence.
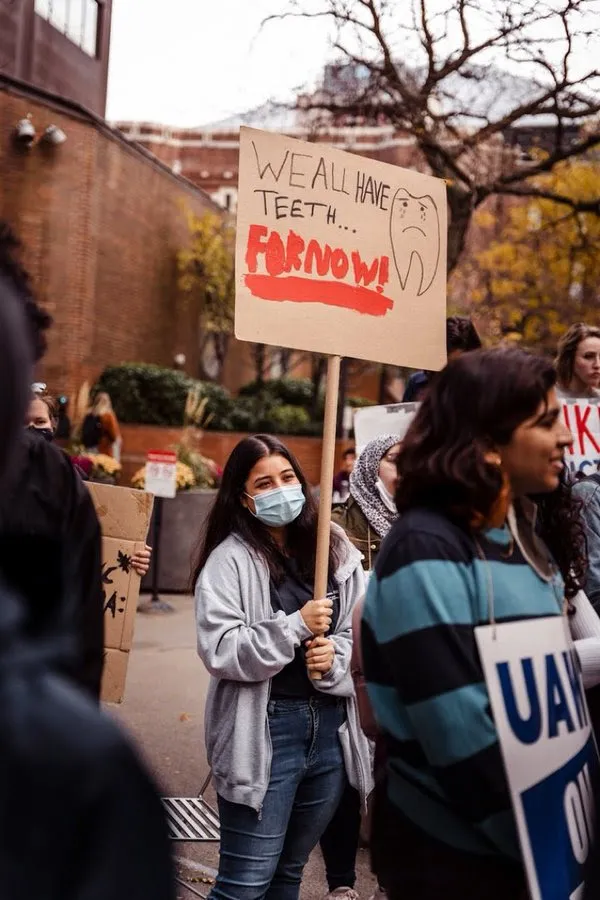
[141,489,217,594]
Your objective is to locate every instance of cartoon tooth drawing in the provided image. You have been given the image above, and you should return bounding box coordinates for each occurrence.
[389,187,440,296]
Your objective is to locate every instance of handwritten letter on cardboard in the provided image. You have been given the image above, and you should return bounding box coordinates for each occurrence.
[235,127,447,370]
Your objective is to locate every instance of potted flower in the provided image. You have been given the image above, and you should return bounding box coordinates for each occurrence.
[82,453,122,485]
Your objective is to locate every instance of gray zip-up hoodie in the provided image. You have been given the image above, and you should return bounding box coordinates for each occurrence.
[195,525,374,812]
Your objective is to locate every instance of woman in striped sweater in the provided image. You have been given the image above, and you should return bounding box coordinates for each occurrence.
[362,348,590,899]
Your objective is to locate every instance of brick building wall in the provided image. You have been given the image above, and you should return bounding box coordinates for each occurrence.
[0,78,220,402]
[119,424,355,487]
[0,0,112,116]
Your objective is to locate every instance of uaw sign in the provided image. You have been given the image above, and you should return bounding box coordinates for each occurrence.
[562,399,600,478]
[476,616,598,900]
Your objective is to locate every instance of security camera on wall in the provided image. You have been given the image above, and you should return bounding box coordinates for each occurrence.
[14,116,36,147]
[42,125,67,146]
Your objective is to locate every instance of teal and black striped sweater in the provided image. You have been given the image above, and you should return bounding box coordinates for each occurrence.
[362,505,564,860]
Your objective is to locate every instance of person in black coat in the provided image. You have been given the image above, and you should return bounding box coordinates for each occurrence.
[0,222,104,699]
[0,428,105,697]
[0,224,175,899]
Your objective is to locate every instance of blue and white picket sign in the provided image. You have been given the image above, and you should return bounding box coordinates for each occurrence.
[476,616,598,900]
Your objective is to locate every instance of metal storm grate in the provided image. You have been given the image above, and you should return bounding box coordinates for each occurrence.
[162,797,220,842]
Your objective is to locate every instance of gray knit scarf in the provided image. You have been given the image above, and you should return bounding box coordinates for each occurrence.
[349,434,401,539]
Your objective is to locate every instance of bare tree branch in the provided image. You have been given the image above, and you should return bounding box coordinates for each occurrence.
[272,0,600,269]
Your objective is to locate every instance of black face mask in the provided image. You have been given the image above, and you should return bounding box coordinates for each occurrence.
[28,426,54,443]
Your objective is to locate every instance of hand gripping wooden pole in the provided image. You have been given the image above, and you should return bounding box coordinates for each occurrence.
[309,354,342,680]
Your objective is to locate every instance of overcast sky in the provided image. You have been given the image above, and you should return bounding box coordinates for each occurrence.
[106,1,332,126]
[106,1,598,128]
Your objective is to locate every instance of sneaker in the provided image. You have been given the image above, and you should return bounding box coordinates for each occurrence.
[324,889,360,900]
[368,889,387,900]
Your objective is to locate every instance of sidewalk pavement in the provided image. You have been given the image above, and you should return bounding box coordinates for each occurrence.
[108,595,377,900]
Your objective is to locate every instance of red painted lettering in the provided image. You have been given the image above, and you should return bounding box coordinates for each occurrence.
[574,404,600,455]
[351,252,379,287]
[265,231,286,277]
[305,240,331,277]
[245,224,269,273]
[378,256,390,293]
[331,249,349,279]
[284,231,305,273]
[243,225,395,317]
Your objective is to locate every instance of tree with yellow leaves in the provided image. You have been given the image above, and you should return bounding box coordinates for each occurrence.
[178,211,236,379]
[456,160,600,352]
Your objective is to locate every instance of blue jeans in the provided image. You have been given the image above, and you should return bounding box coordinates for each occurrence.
[210,697,347,900]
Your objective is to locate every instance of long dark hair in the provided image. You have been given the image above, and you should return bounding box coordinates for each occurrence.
[397,348,557,522]
[192,434,341,586]
[535,477,587,602]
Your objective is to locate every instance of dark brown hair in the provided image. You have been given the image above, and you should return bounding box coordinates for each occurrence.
[0,222,52,362]
[192,434,341,587]
[38,393,59,425]
[534,478,587,602]
[396,347,587,598]
[446,315,482,355]
[555,322,600,389]
[396,348,557,523]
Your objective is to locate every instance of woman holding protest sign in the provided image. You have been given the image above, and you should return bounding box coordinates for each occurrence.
[555,323,600,400]
[194,434,372,900]
[362,347,591,898]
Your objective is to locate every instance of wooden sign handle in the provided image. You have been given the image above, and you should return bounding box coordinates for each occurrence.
[309,354,342,681]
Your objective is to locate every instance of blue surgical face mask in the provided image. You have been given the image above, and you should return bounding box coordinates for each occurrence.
[246,484,305,527]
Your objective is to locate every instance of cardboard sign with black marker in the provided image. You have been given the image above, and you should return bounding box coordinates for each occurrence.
[87,482,154,703]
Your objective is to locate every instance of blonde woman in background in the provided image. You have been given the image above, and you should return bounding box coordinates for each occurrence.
[555,323,600,400]
[82,391,122,459]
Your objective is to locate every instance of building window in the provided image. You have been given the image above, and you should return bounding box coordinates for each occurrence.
[35,0,101,57]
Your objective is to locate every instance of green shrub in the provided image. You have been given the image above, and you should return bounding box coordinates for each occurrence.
[228,396,265,433]
[95,365,328,435]
[94,364,233,428]
[266,405,312,434]
[239,377,314,407]
[195,381,234,429]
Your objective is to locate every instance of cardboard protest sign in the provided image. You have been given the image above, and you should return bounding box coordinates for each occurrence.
[87,483,154,703]
[235,127,447,371]
[354,402,419,455]
[476,616,598,900]
[561,399,600,478]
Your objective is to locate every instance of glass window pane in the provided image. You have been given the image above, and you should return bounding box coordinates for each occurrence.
[35,0,51,20]
[82,0,98,56]
[68,0,85,46]
[49,0,68,32]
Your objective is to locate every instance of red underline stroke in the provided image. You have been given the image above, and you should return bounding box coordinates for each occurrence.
[244,274,394,317]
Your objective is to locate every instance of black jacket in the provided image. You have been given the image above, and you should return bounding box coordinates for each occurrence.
[0,430,104,698]
[0,575,174,899]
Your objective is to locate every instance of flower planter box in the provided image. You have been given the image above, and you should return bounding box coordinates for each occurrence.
[141,489,217,594]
